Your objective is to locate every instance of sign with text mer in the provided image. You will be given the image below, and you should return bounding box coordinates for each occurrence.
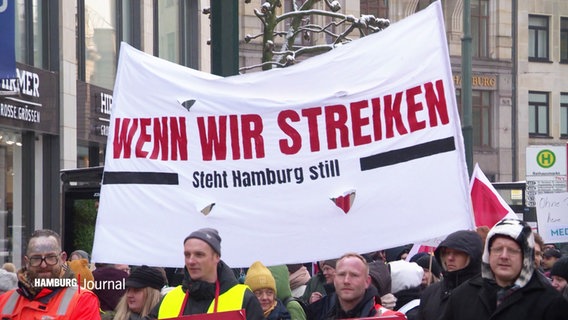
[536,192,568,243]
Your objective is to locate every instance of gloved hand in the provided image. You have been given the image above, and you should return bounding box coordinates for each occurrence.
[380,293,397,310]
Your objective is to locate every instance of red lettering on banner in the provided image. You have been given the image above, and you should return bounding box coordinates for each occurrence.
[384,91,408,138]
[113,117,188,160]
[278,110,302,155]
[197,114,265,161]
[406,85,426,132]
[277,79,450,154]
[302,107,322,152]
[351,100,372,146]
[371,97,383,141]
[325,105,349,150]
[424,80,449,126]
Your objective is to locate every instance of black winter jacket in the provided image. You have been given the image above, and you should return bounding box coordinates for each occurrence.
[417,230,483,320]
[441,273,568,320]
[307,286,379,320]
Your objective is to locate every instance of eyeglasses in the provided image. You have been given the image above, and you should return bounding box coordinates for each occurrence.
[490,246,522,256]
[28,254,60,267]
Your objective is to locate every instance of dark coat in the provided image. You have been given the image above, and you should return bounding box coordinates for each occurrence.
[149,260,264,320]
[307,285,379,320]
[417,230,483,320]
[441,273,568,320]
[266,299,291,320]
[394,287,421,320]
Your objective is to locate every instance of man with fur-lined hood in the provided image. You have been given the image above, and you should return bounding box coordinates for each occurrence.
[441,218,568,320]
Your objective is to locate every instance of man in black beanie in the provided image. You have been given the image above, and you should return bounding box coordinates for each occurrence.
[551,256,568,299]
[149,228,263,319]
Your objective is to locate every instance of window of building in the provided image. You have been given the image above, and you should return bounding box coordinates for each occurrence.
[472,90,491,146]
[471,0,489,58]
[361,0,389,18]
[529,91,549,136]
[78,1,141,90]
[456,89,492,148]
[154,0,199,69]
[561,17,568,63]
[14,0,46,68]
[561,93,568,137]
[529,15,549,61]
[82,0,117,90]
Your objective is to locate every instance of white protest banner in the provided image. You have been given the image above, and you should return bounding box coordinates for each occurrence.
[92,1,473,268]
[536,193,568,243]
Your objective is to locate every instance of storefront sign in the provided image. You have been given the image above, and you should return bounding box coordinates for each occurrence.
[0,63,58,134]
[76,81,113,144]
[453,74,497,90]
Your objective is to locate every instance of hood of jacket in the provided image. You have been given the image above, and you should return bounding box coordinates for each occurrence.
[267,264,293,300]
[481,218,535,289]
[434,229,483,288]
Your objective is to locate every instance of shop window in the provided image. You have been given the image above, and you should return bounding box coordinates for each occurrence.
[529,91,549,137]
[0,131,23,267]
[529,15,550,61]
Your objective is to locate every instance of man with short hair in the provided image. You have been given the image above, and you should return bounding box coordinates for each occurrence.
[150,228,264,319]
[441,219,568,319]
[533,232,545,271]
[306,253,404,319]
[0,229,100,319]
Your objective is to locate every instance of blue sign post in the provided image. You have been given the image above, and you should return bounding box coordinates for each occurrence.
[0,0,16,80]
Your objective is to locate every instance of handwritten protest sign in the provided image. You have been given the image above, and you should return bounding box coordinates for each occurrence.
[536,193,568,243]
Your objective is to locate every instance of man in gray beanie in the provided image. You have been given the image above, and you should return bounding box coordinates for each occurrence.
[441,218,568,320]
[150,227,263,319]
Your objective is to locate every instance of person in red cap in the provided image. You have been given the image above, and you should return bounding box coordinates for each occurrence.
[149,228,264,319]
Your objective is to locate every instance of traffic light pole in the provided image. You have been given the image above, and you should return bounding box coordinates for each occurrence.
[210,0,239,77]
[462,0,473,177]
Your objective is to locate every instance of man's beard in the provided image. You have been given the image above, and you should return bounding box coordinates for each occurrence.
[27,265,61,282]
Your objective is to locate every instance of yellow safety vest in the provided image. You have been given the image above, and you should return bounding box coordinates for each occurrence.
[158,284,248,319]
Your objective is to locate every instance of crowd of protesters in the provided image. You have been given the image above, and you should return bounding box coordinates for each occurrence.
[1,219,568,319]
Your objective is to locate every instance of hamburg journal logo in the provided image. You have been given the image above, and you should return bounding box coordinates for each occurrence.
[34,276,125,293]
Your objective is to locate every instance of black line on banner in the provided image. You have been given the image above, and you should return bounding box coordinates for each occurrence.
[360,137,456,171]
[102,172,179,185]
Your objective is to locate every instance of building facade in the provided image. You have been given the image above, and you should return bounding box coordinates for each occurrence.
[1,0,566,267]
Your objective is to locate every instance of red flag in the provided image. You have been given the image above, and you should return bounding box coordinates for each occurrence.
[469,163,517,228]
